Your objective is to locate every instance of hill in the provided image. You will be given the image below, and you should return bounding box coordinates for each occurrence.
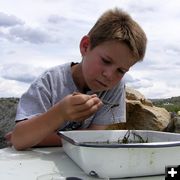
[0,98,19,148]
[150,96,180,113]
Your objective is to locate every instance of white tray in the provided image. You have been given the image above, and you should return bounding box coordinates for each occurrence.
[59,130,180,178]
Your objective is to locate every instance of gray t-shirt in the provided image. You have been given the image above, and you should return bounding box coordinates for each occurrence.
[15,62,126,130]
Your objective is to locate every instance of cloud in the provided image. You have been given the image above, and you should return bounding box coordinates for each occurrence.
[9,25,57,44]
[0,12,58,44]
[124,73,153,89]
[0,0,180,98]
[0,77,29,97]
[47,15,67,24]
[175,62,180,66]
[0,63,45,83]
[165,44,180,56]
[0,24,58,44]
[0,12,24,27]
[127,1,156,14]
[45,14,90,46]
[47,14,89,26]
[138,81,180,99]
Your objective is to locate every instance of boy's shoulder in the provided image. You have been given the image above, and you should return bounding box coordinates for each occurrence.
[44,62,71,74]
[38,62,72,79]
[32,62,73,86]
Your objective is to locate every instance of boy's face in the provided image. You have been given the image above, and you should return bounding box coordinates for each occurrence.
[80,36,135,92]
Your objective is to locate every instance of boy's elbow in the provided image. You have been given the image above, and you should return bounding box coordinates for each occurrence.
[11,130,29,151]
[12,140,26,151]
[4,130,23,150]
[13,143,26,151]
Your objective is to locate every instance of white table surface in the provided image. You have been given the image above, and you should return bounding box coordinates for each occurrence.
[0,147,164,180]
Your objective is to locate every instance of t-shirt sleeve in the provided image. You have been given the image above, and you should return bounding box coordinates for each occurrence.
[15,71,53,121]
[91,80,126,125]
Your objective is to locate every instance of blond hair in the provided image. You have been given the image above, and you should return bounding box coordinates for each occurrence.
[88,8,147,62]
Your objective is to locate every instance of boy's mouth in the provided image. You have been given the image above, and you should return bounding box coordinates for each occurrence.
[96,80,108,88]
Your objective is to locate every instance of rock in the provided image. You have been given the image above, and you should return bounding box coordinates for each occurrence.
[108,87,171,131]
[125,86,153,107]
[164,116,180,133]
[177,111,180,116]
[174,117,180,132]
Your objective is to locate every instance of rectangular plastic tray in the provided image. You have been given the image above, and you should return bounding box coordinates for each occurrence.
[59,130,180,178]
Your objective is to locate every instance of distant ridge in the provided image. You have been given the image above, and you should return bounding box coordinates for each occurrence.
[150,96,180,103]
[150,96,180,113]
[0,97,19,148]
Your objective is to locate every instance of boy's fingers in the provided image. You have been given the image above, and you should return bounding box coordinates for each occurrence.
[90,94,98,98]
[76,102,102,120]
[73,97,102,112]
[72,92,81,96]
[71,93,94,105]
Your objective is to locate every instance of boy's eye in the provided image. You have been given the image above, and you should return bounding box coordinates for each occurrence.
[117,68,125,74]
[102,58,111,64]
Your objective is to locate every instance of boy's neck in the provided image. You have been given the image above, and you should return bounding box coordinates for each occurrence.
[71,62,90,93]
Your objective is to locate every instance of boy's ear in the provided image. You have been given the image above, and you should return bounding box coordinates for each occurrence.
[80,35,90,56]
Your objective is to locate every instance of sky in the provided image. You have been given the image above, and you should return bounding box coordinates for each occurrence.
[0,0,180,99]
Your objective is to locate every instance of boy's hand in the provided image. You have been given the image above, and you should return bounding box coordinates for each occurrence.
[58,92,102,122]
[5,131,12,146]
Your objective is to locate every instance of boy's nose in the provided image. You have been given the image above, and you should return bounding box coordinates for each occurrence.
[102,68,114,81]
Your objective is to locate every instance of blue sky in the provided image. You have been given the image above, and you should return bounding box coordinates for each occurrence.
[0,0,180,98]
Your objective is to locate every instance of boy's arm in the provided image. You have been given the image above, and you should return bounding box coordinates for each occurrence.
[14,124,108,148]
[6,124,107,148]
[11,103,66,150]
[86,124,109,130]
[5,131,62,147]
[36,124,109,147]
[11,93,102,150]
[35,132,62,147]
[20,124,108,148]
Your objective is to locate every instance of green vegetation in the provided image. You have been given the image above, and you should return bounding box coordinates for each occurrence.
[151,96,180,113]
[0,97,19,148]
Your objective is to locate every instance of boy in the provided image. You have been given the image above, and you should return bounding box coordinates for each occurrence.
[10,8,147,150]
